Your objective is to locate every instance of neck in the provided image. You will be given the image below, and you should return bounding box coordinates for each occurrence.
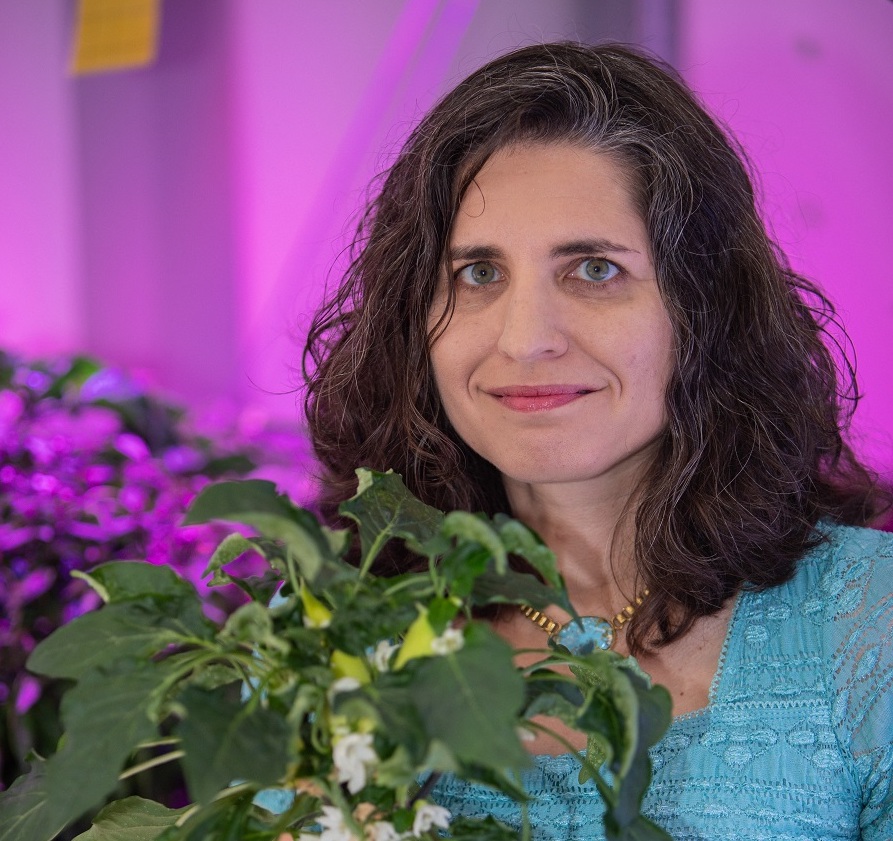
[503,478,640,603]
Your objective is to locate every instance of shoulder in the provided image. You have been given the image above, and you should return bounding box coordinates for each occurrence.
[813,520,893,567]
[748,523,892,636]
[787,521,892,612]
[789,523,892,692]
[740,522,892,751]
[800,524,893,834]
[727,524,891,689]
[714,524,892,836]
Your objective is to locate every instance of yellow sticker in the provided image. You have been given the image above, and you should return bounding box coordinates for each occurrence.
[71,0,160,75]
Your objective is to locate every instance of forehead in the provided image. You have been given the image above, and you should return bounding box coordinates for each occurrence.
[451,142,648,251]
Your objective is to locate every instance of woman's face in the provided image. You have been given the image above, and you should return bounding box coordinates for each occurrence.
[428,142,675,496]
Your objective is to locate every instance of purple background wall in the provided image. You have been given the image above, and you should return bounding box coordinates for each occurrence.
[1,0,891,478]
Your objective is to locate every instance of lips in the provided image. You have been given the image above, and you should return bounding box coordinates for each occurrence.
[488,385,595,412]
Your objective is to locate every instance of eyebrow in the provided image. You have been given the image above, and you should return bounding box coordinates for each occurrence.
[449,239,640,262]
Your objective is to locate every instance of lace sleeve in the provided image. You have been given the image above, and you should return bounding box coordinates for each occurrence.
[822,526,893,839]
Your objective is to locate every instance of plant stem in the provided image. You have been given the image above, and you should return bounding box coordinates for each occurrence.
[356,537,385,581]
[382,577,433,599]
[118,750,185,780]
[134,736,181,750]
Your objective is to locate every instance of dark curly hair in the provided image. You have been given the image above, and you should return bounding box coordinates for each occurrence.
[303,42,889,652]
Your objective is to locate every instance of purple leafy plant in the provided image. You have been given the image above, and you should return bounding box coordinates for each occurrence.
[0,350,316,802]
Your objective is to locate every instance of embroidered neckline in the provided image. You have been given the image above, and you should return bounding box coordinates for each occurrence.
[673,587,746,723]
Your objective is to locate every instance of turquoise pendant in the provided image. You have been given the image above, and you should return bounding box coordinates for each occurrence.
[554,616,615,654]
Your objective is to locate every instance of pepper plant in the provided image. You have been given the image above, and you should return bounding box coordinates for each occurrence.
[0,469,672,841]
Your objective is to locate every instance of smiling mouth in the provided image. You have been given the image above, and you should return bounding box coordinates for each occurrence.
[488,385,595,412]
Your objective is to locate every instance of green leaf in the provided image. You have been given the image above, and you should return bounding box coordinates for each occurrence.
[175,686,291,804]
[494,515,564,589]
[154,786,260,841]
[183,480,290,525]
[620,661,672,749]
[607,677,671,830]
[184,480,335,582]
[359,681,429,766]
[523,672,586,722]
[436,545,491,599]
[426,596,460,634]
[338,469,444,572]
[577,693,624,772]
[568,654,671,839]
[72,798,188,841]
[263,791,321,832]
[76,561,199,603]
[325,589,418,657]
[188,663,245,691]
[27,600,211,681]
[571,653,641,778]
[203,533,258,585]
[434,519,574,615]
[409,623,529,772]
[470,565,571,613]
[0,756,67,841]
[441,512,507,574]
[220,602,289,654]
[212,569,284,606]
[35,663,169,837]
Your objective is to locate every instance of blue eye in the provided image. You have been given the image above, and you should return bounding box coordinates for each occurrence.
[457,262,500,286]
[573,258,620,283]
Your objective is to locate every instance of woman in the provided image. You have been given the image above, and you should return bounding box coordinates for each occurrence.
[304,43,892,840]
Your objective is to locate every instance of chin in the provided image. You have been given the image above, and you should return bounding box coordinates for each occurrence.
[488,444,662,493]
[493,457,604,487]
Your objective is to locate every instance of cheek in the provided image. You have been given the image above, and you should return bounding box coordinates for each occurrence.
[619,313,675,401]
[428,319,488,424]
[428,325,459,402]
[647,324,676,415]
[430,334,464,402]
[632,340,674,384]
[427,300,454,384]
[429,309,478,375]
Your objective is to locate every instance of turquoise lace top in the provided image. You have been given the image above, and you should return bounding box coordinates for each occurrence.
[431,523,893,840]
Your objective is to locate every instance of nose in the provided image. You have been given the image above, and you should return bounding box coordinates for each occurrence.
[496,276,569,361]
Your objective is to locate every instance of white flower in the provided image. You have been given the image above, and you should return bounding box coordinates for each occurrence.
[371,640,398,672]
[316,806,357,841]
[411,803,451,836]
[328,676,362,701]
[333,732,378,794]
[366,821,403,841]
[516,725,536,742]
[430,627,464,656]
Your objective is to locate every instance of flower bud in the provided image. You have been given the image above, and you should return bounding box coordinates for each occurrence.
[393,609,437,670]
[331,650,371,684]
[300,582,332,628]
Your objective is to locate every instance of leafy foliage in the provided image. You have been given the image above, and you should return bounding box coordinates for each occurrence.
[0,470,672,840]
[0,350,315,805]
